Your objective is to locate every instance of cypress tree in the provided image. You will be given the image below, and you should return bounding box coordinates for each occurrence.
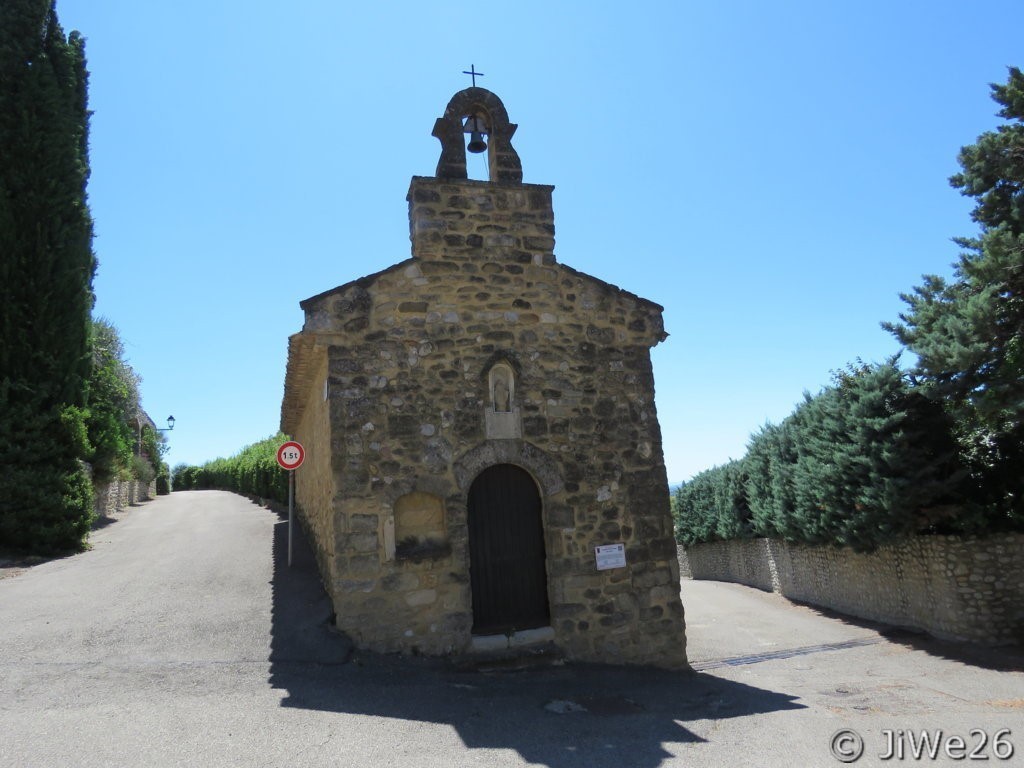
[744,424,780,537]
[673,470,718,545]
[712,460,752,541]
[745,416,801,541]
[791,362,966,551]
[0,0,97,553]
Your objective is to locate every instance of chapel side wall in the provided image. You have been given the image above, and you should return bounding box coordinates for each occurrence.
[306,177,686,667]
[294,355,336,588]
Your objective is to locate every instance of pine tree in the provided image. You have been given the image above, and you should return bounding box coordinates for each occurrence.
[0,1,97,553]
[885,68,1024,524]
[950,68,1024,236]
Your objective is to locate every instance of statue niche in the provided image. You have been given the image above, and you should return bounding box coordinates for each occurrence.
[485,362,520,438]
[491,365,512,412]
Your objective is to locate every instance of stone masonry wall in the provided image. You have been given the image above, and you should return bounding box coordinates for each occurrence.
[679,535,1024,646]
[93,477,156,518]
[680,538,777,592]
[291,177,686,667]
[294,353,336,587]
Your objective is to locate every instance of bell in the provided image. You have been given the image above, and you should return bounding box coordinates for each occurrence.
[467,130,487,154]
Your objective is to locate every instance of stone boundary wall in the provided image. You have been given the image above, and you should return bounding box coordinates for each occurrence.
[93,478,157,518]
[678,534,1024,646]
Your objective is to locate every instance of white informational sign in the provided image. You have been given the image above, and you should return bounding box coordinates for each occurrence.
[595,543,627,571]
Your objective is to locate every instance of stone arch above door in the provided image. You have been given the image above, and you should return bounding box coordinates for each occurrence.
[453,440,564,497]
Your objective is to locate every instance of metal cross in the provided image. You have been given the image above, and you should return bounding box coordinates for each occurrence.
[462,65,485,87]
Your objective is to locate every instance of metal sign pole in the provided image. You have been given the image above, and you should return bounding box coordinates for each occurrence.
[276,441,303,569]
[288,469,294,568]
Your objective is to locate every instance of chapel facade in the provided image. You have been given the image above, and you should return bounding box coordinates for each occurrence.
[280,87,686,667]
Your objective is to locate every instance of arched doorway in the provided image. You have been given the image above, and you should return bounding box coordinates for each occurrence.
[467,464,550,635]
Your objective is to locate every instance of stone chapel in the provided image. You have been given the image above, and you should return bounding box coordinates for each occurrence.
[280,86,687,667]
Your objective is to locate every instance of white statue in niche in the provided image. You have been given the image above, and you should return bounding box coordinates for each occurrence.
[490,364,513,413]
[485,362,521,438]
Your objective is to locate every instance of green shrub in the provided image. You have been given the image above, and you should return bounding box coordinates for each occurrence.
[131,455,156,485]
[0,403,95,554]
[171,463,196,490]
[85,319,138,481]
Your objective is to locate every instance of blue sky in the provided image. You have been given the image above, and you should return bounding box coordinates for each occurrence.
[56,0,1023,484]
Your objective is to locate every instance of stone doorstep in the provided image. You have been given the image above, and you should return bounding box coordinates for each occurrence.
[470,625,556,653]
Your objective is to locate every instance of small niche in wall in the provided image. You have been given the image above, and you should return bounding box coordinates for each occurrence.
[485,360,522,438]
[488,362,514,412]
[394,492,450,562]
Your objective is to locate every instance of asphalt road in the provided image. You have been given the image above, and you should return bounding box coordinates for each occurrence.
[1,491,1021,768]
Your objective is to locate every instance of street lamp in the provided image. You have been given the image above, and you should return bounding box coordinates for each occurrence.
[158,415,175,432]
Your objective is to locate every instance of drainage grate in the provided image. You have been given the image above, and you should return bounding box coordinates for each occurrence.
[690,637,882,671]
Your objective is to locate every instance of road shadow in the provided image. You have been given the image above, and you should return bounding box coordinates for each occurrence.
[90,514,120,531]
[783,597,1024,673]
[266,507,353,668]
[267,514,807,767]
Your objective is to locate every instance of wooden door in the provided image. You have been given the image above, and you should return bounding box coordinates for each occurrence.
[467,464,550,635]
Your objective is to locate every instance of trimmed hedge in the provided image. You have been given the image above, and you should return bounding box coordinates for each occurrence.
[172,433,290,505]
[674,361,973,552]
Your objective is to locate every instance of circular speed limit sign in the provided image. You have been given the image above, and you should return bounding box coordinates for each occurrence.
[276,441,304,470]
